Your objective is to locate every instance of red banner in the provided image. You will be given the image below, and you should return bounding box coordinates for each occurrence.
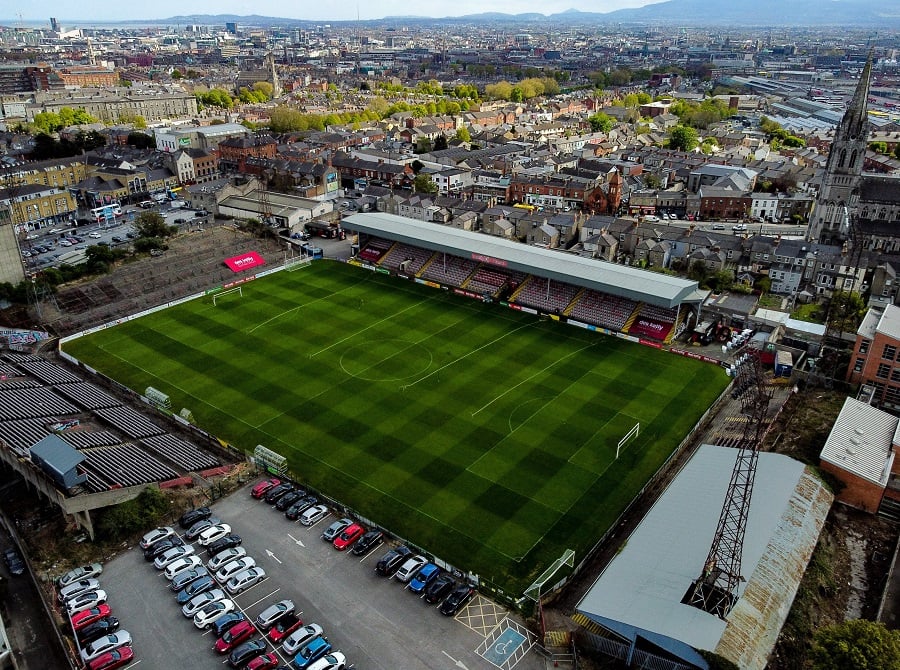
[224,252,265,272]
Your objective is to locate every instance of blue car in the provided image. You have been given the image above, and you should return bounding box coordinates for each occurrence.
[291,635,332,669]
[176,575,215,605]
[408,563,441,594]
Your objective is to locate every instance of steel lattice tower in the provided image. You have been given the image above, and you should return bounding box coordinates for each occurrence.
[684,352,772,618]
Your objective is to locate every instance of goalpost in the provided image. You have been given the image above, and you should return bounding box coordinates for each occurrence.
[212,286,242,306]
[617,422,640,460]
[284,255,311,272]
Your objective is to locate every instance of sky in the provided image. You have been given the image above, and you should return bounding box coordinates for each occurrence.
[11,1,660,24]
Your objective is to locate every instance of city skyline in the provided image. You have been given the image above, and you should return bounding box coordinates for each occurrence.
[8,0,668,24]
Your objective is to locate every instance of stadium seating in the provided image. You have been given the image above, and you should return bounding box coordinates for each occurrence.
[568,290,639,332]
[379,243,434,275]
[420,254,478,288]
[513,277,581,314]
[464,267,515,297]
[81,443,179,490]
[358,237,394,263]
[627,304,679,341]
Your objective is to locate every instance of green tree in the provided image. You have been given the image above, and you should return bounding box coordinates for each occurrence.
[253,81,274,99]
[827,291,867,339]
[433,134,448,151]
[455,126,471,143]
[812,619,900,670]
[587,112,614,133]
[413,173,437,194]
[869,141,888,154]
[669,125,699,152]
[171,69,182,79]
[134,212,174,239]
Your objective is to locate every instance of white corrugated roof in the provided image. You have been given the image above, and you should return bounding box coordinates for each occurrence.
[856,307,881,339]
[876,304,900,341]
[577,445,829,665]
[820,397,895,486]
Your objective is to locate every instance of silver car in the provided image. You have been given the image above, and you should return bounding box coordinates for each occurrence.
[154,545,195,570]
[57,578,100,604]
[225,567,266,595]
[181,588,226,617]
[282,623,324,655]
[207,546,246,572]
[57,563,102,588]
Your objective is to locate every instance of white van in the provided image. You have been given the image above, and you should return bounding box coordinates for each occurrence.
[643,215,660,222]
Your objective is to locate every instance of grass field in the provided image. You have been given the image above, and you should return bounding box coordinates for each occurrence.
[63,261,729,592]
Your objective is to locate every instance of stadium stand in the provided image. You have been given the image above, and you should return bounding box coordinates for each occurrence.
[358,238,394,263]
[420,253,478,288]
[0,419,52,454]
[80,443,179,490]
[464,267,514,297]
[141,434,220,471]
[568,290,639,331]
[60,431,122,449]
[628,303,680,341]
[53,382,122,410]
[14,360,83,385]
[0,388,79,419]
[379,243,434,274]
[512,277,581,314]
[93,406,166,439]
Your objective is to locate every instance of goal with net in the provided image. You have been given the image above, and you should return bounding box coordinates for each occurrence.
[212,286,242,306]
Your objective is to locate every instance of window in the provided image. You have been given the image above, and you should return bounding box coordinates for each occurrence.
[883,344,896,360]
[854,358,864,373]
[885,385,900,407]
[877,363,891,379]
[891,368,900,383]
[859,340,870,354]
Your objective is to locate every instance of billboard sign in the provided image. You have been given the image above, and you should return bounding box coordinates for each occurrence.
[224,251,266,273]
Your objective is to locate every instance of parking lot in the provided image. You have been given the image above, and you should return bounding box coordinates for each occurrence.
[99,481,544,670]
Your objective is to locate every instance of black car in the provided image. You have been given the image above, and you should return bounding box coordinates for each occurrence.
[424,574,456,604]
[78,616,120,645]
[111,235,123,243]
[375,545,412,576]
[284,496,318,521]
[212,611,247,637]
[206,534,242,557]
[439,583,476,616]
[176,575,215,605]
[274,490,304,512]
[169,567,209,592]
[351,530,384,557]
[185,517,221,541]
[264,482,294,504]
[228,639,267,668]
[4,548,25,576]
[174,218,187,224]
[143,536,184,561]
[179,507,212,529]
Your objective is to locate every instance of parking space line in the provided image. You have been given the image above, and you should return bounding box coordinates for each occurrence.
[244,587,280,610]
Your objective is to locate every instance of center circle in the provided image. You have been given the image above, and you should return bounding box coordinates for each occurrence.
[340,339,433,382]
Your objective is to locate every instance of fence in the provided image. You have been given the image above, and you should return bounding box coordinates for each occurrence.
[577,630,696,670]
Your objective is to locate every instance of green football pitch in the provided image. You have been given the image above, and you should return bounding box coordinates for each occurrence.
[63,261,728,592]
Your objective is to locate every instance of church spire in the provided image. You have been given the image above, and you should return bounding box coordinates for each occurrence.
[841,54,872,141]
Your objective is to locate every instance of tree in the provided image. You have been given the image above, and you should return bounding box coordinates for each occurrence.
[433,134,448,151]
[588,112,614,133]
[253,81,274,100]
[812,619,900,670]
[413,173,437,194]
[669,125,699,152]
[869,141,888,154]
[134,212,174,239]
[827,290,867,339]
[455,126,471,143]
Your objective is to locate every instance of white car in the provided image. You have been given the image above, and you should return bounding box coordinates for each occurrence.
[283,623,324,655]
[394,555,428,583]
[164,555,203,581]
[57,578,101,604]
[215,556,256,583]
[193,598,235,629]
[65,589,108,615]
[181,588,226,617]
[57,563,102,588]
[88,232,102,239]
[225,567,266,595]
[140,526,175,549]
[197,523,232,547]
[80,631,132,662]
[299,505,329,526]
[308,651,347,670]
[207,546,246,572]
[154,545,195,570]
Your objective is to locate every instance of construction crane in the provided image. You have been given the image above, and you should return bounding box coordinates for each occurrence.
[684,350,772,619]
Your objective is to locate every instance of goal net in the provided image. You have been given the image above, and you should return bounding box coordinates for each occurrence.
[616,422,640,460]
[285,255,311,272]
[212,286,242,306]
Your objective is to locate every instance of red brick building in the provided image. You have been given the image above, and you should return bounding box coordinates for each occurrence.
[218,135,277,172]
[847,304,900,411]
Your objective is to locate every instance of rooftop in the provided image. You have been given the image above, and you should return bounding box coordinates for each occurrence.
[820,397,896,486]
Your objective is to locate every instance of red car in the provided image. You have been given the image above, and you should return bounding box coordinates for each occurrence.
[251,478,281,499]
[214,620,256,653]
[267,613,303,643]
[333,523,365,551]
[87,645,134,670]
[245,652,279,670]
[71,604,112,631]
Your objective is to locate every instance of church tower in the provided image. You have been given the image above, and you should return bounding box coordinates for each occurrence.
[267,52,282,98]
[808,57,872,244]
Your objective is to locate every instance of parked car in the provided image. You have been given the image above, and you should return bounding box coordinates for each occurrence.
[144,536,185,561]
[375,546,412,576]
[245,652,279,670]
[711,223,726,230]
[4,548,24,576]
[181,505,214,529]
[440,583,476,615]
[87,645,133,670]
[176,575,216,605]
[71,605,111,631]
[264,482,294,504]
[285,496,318,521]
[408,563,441,594]
[332,523,364,551]
[154,545,195,570]
[267,613,303,643]
[169,567,209,592]
[351,530,383,557]
[164,555,203,580]
[206,534,242,557]
[226,567,267,595]
[198,523,233,547]
[282,623,324,656]
[58,578,101,603]
[321,518,352,542]
[424,574,456,604]
[66,590,108,615]
[216,557,257,583]
[211,611,247,638]
[394,555,428,583]
[732,223,748,232]
[184,517,217,541]
[80,631,132,663]
[208,546,247,572]
[78,617,120,646]
[181,588,226,617]
[274,490,304,512]
[255,599,295,630]
[228,639,268,668]
[291,635,332,669]
[194,599,236,629]
[251,478,281,499]
[306,652,347,670]
[174,218,187,224]
[140,526,175,550]
[299,505,329,526]
[215,620,256,653]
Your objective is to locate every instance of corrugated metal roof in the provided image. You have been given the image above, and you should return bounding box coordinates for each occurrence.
[820,397,896,486]
[576,445,831,668]
[857,306,881,339]
[344,212,703,308]
[877,304,900,341]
